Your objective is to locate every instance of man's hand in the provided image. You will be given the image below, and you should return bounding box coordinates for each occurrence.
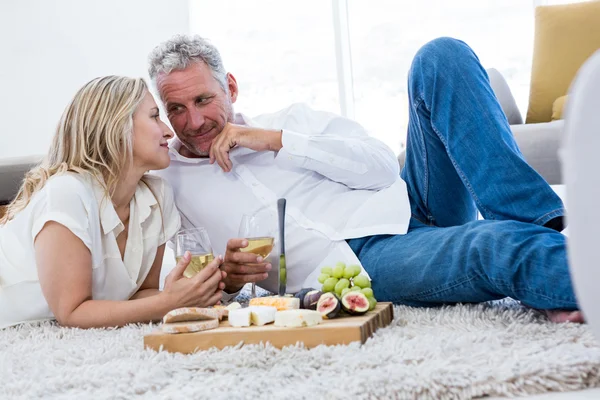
[220,238,272,293]
[209,123,283,172]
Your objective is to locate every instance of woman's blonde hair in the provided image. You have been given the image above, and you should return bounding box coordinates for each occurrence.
[1,75,148,224]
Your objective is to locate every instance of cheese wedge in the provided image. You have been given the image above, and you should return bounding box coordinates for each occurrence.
[228,306,278,327]
[228,308,253,327]
[274,310,323,328]
[249,296,300,311]
[248,306,277,326]
[161,318,219,334]
[162,307,221,324]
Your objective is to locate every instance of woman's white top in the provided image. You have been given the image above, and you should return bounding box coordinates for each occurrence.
[0,173,181,329]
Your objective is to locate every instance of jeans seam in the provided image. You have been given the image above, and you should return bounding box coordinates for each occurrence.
[499,283,576,303]
[532,209,565,227]
[412,96,432,223]
[426,118,497,220]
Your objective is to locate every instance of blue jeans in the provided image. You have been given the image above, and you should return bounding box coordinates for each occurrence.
[348,37,576,310]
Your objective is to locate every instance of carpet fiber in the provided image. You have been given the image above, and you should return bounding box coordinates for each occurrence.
[2,296,600,400]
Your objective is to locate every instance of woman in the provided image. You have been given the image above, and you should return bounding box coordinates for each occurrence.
[0,76,225,329]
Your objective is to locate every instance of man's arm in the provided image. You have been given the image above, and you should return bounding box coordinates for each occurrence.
[275,130,399,190]
[210,103,400,190]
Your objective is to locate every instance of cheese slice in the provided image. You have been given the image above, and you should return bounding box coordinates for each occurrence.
[228,306,278,327]
[228,308,253,327]
[161,318,219,334]
[248,306,277,326]
[249,296,300,311]
[274,310,323,328]
[162,307,221,324]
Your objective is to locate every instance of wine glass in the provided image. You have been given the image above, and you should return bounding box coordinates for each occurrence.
[175,227,214,278]
[238,207,278,297]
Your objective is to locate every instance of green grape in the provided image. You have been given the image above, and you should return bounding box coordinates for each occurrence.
[368,297,377,311]
[353,275,371,289]
[334,278,350,295]
[322,277,339,293]
[332,265,344,279]
[349,265,362,277]
[335,261,346,269]
[361,288,374,298]
[341,288,352,297]
[342,268,355,280]
[350,286,362,292]
[317,273,330,284]
[321,266,333,275]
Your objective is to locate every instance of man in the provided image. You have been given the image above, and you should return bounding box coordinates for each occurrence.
[149,35,581,323]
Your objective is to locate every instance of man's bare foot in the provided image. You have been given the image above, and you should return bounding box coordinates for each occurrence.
[541,310,585,323]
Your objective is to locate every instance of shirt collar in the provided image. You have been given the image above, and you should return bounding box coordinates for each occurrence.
[89,175,158,235]
[135,178,159,225]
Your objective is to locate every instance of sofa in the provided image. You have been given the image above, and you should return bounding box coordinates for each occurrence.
[396,1,600,186]
[0,155,43,206]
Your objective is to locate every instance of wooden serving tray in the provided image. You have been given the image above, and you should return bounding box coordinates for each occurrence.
[144,302,394,353]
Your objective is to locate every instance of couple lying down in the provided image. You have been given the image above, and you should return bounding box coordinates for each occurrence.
[0,35,582,330]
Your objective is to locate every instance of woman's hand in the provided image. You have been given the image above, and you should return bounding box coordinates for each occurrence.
[161,251,226,308]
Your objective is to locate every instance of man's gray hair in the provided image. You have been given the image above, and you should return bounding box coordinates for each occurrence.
[148,34,228,93]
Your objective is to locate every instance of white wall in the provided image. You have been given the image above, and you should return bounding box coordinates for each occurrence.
[0,0,190,159]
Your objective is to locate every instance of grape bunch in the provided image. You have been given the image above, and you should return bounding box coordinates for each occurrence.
[318,262,377,311]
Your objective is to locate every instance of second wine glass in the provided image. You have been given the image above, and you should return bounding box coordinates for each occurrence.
[238,207,278,297]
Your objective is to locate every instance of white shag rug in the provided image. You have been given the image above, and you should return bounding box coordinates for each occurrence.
[2,295,600,400]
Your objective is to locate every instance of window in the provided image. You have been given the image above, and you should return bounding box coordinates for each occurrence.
[190,0,340,116]
[347,0,535,153]
[191,0,592,155]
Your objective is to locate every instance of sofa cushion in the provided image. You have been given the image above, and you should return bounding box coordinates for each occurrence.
[552,95,568,121]
[526,1,600,124]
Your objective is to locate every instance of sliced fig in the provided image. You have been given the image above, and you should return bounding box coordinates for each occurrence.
[341,292,369,315]
[295,288,315,309]
[303,290,323,310]
[316,292,341,319]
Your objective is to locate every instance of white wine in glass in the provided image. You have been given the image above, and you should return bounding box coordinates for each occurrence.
[238,209,278,297]
[175,227,214,278]
[176,253,215,278]
[242,237,274,259]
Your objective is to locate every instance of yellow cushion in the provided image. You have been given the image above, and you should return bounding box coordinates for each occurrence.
[526,1,600,124]
[551,95,569,121]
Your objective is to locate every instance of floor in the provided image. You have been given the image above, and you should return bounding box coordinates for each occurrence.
[162,185,600,399]
[489,388,600,399]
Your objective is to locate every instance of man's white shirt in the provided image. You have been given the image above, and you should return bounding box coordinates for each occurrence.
[155,103,411,299]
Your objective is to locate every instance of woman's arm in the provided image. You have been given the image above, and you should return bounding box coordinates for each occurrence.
[35,222,223,328]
